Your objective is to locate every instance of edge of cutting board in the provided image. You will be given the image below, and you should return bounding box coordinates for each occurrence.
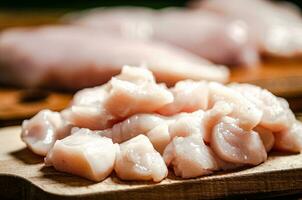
[0,126,302,200]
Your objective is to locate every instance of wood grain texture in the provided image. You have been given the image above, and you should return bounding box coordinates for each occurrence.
[0,126,302,200]
[230,57,302,97]
[0,88,71,127]
[0,10,65,30]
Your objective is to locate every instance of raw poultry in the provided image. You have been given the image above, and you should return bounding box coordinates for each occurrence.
[21,66,302,181]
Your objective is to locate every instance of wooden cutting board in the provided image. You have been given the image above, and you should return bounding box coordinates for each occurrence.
[0,126,302,200]
[0,88,72,127]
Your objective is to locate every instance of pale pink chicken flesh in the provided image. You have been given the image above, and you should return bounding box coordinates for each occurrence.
[0,25,229,90]
[21,109,71,156]
[18,65,302,182]
[45,128,117,182]
[208,82,263,130]
[211,117,267,165]
[68,7,259,66]
[196,0,302,57]
[158,80,263,133]
[114,135,168,182]
[202,101,233,143]
[62,66,173,130]
[100,113,167,144]
[104,66,173,118]
[61,85,115,130]
[229,83,295,132]
[99,110,205,154]
[163,135,219,178]
[100,105,230,155]
[254,126,275,152]
[274,120,302,153]
[157,80,208,116]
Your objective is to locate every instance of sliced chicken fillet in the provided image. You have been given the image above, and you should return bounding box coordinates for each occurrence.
[157,80,208,116]
[254,126,275,152]
[62,66,173,130]
[100,113,167,144]
[45,128,117,182]
[163,135,219,178]
[229,83,295,132]
[274,120,302,153]
[100,110,207,152]
[21,109,72,156]
[114,135,168,182]
[104,66,173,118]
[208,82,263,130]
[211,117,267,165]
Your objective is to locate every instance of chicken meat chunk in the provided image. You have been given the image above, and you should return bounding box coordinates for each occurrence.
[21,109,72,156]
[229,83,295,132]
[45,128,117,181]
[114,135,168,182]
[62,66,173,130]
[211,117,267,165]
[163,135,220,178]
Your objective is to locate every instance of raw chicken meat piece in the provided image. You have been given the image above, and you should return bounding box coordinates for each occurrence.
[202,101,233,143]
[45,128,117,182]
[101,106,231,154]
[0,25,229,90]
[157,80,208,115]
[158,80,262,132]
[254,126,275,152]
[211,117,267,165]
[168,111,206,139]
[208,82,263,130]
[163,135,220,178]
[162,101,231,144]
[21,109,72,156]
[62,66,173,130]
[99,112,194,153]
[196,0,302,57]
[145,123,171,154]
[68,7,259,66]
[61,85,115,130]
[274,120,302,153]
[100,110,206,154]
[114,135,168,182]
[229,83,295,132]
[100,113,168,144]
[18,63,302,182]
[104,66,173,118]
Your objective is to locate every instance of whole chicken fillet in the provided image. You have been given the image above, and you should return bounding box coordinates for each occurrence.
[45,128,118,182]
[0,26,229,90]
[69,7,259,66]
[196,0,302,57]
